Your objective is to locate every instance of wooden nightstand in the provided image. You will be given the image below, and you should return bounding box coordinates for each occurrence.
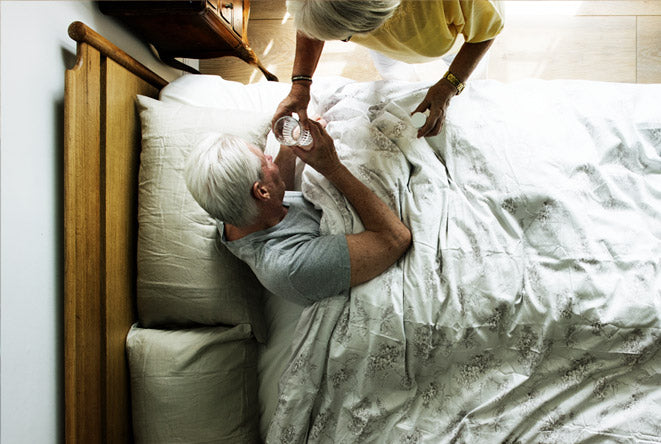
[99,0,278,81]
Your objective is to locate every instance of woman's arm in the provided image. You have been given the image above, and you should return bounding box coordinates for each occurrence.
[272,32,325,125]
[292,121,412,286]
[413,38,495,138]
[446,39,494,84]
[292,31,325,81]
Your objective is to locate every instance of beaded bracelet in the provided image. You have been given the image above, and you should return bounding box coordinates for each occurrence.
[291,75,313,83]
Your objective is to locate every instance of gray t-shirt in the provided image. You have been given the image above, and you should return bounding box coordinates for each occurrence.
[220,191,351,305]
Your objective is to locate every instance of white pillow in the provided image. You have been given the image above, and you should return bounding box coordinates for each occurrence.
[136,95,270,341]
[127,324,259,444]
[159,74,291,113]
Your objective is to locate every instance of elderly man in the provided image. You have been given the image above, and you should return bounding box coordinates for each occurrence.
[185,120,411,305]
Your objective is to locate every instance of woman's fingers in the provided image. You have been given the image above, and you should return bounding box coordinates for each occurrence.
[418,108,445,137]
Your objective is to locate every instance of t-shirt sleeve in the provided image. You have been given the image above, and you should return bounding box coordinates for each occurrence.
[459,0,504,43]
[282,233,351,304]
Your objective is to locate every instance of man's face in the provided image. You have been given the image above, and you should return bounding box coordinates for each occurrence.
[249,145,286,202]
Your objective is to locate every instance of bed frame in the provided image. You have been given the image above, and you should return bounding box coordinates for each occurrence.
[63,21,168,443]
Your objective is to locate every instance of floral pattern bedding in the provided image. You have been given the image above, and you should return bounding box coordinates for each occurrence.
[267,79,661,443]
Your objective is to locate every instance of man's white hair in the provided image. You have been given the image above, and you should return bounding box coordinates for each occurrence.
[287,0,401,41]
[184,133,262,227]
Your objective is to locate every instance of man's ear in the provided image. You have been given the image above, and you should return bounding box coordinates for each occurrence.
[251,181,270,201]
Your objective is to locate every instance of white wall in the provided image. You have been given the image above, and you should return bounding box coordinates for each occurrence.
[0,2,186,441]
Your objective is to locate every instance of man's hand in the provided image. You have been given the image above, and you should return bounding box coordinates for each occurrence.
[411,80,455,138]
[290,120,342,177]
[292,120,411,287]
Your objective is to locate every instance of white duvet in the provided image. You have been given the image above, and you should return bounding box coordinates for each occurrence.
[266,78,661,443]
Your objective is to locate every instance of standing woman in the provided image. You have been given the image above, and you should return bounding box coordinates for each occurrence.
[272,0,504,138]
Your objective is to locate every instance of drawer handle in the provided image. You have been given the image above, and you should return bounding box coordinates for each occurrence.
[223,3,233,9]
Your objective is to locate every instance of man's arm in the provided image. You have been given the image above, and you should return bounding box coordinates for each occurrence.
[274,145,297,191]
[326,164,411,286]
[292,121,411,286]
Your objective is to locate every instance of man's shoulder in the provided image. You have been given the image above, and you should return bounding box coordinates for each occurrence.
[284,190,305,203]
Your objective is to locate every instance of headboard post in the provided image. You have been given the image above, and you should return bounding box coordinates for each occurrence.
[64,22,165,443]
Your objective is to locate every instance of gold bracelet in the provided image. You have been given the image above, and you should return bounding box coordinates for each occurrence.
[443,71,464,95]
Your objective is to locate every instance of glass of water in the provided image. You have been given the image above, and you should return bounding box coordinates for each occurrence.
[273,116,313,148]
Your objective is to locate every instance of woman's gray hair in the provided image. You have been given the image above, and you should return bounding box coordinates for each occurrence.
[287,0,401,41]
[184,133,262,227]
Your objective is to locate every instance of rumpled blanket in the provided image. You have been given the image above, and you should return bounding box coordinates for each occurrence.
[267,79,661,443]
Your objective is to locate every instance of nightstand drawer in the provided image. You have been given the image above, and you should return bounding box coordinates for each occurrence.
[99,0,277,80]
[208,1,230,27]
[100,1,241,56]
[210,0,244,36]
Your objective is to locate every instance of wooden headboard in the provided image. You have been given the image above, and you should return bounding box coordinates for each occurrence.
[63,21,167,443]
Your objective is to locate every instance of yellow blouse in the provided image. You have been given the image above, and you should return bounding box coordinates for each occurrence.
[350,0,504,63]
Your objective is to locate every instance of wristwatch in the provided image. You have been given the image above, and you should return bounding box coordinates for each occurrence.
[443,71,465,95]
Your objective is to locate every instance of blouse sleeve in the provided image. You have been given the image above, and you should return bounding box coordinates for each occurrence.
[458,0,505,43]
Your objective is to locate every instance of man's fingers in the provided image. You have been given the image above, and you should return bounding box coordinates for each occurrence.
[306,119,325,136]
[289,144,304,156]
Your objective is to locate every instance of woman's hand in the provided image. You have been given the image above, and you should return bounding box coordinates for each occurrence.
[411,80,456,138]
[410,39,495,138]
[272,83,312,129]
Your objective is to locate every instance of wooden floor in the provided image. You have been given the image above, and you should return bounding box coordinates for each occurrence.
[200,0,661,84]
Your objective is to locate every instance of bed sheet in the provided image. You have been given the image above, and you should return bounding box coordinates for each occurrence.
[265,78,661,443]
